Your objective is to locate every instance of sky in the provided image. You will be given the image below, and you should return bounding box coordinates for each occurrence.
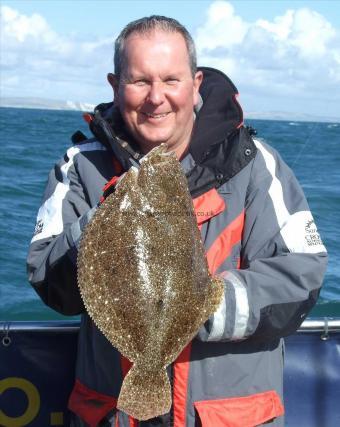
[1,0,340,118]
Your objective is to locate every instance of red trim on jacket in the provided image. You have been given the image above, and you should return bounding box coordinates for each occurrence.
[112,156,123,175]
[103,175,120,193]
[206,210,245,274]
[192,188,226,226]
[120,355,133,377]
[173,343,192,427]
[172,189,233,426]
[68,379,117,427]
[100,175,121,204]
[120,356,138,427]
[194,390,284,427]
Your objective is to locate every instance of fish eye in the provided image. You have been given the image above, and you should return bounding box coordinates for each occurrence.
[157,299,164,309]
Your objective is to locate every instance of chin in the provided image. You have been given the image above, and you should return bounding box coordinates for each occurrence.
[140,133,173,147]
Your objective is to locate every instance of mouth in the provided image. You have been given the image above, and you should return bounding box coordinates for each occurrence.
[141,112,171,120]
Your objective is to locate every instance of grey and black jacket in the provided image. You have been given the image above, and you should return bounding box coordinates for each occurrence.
[27,68,327,427]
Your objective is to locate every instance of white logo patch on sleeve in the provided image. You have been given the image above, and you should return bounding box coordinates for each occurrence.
[280,211,326,254]
[33,219,44,236]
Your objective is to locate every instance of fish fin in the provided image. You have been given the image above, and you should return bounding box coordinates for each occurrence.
[117,364,171,421]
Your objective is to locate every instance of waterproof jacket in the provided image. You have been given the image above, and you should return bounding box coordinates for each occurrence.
[27,68,327,427]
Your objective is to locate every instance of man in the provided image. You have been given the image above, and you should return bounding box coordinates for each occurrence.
[27,16,327,427]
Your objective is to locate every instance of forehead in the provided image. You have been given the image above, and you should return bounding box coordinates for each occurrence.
[121,30,191,74]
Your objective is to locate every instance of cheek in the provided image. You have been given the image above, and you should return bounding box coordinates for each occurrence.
[119,88,142,112]
[119,99,141,127]
[172,87,196,112]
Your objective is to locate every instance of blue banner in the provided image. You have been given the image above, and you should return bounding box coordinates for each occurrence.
[1,321,340,426]
[1,322,78,427]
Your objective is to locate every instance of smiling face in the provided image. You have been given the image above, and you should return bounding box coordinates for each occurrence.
[109,30,203,157]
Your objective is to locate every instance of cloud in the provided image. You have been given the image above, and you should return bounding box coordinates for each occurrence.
[1,5,115,103]
[196,1,248,51]
[2,5,54,43]
[1,2,339,118]
[195,1,340,116]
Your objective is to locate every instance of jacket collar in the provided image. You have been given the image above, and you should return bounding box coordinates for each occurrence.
[190,67,244,163]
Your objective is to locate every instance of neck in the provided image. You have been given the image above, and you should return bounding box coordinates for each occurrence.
[174,141,190,160]
[140,139,189,160]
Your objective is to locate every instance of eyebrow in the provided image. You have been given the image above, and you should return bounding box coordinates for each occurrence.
[121,72,147,82]
[123,72,184,82]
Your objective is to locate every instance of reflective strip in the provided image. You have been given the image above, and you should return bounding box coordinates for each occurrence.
[254,140,326,254]
[230,272,249,340]
[207,291,226,341]
[254,140,288,226]
[31,142,106,243]
[211,272,249,340]
[70,207,97,246]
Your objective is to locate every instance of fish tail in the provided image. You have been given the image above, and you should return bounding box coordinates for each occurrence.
[117,364,171,421]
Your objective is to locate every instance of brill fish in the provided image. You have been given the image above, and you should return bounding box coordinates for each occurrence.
[77,144,224,420]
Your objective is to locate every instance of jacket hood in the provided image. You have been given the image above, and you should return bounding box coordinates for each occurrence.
[191,67,243,162]
[89,67,254,197]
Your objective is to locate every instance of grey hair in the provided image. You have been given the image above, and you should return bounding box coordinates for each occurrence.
[114,15,197,79]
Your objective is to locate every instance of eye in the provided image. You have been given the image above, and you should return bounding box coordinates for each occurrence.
[134,79,149,87]
[165,78,179,85]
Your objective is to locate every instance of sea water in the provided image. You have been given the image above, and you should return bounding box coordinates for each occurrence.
[0,107,339,320]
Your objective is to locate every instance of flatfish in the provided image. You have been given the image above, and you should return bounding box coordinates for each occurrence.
[77,144,224,420]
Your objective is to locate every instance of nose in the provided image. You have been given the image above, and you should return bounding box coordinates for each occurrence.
[146,81,165,106]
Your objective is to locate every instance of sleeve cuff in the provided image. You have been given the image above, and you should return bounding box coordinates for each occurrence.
[197,272,250,342]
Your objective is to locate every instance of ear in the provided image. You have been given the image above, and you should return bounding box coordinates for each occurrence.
[193,71,203,106]
[107,73,119,104]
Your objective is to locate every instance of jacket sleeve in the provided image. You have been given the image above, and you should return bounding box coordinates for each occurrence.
[27,146,97,315]
[197,139,328,343]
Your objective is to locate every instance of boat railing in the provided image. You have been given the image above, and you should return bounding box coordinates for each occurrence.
[2,317,340,333]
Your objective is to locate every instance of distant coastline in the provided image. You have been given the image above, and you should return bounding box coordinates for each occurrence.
[1,97,339,123]
[0,97,96,113]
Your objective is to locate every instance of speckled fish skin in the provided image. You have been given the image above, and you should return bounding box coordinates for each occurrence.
[77,144,224,420]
